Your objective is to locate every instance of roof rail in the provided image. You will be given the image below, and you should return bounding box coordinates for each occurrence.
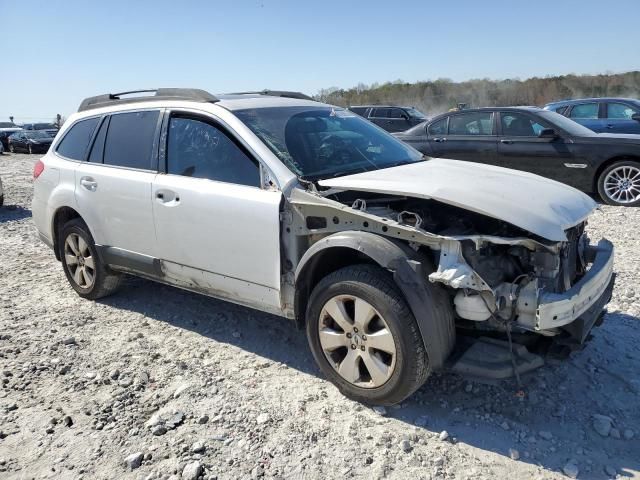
[229,89,314,101]
[78,88,220,112]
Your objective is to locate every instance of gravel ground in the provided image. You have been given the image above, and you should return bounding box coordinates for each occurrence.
[1,153,639,480]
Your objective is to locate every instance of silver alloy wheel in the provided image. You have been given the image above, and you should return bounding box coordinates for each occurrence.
[64,233,96,289]
[318,295,396,388]
[604,165,640,204]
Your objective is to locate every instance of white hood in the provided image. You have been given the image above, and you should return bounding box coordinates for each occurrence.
[318,159,597,241]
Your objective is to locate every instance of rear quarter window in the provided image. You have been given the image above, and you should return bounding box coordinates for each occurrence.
[103,110,160,170]
[56,117,100,160]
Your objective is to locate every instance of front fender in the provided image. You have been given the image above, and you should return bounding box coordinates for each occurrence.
[296,231,455,369]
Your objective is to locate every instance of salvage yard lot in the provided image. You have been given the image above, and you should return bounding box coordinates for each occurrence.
[0,153,639,479]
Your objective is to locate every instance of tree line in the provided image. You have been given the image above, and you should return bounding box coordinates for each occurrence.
[316,71,640,116]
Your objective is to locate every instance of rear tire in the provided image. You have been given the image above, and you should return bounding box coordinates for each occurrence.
[597,160,640,207]
[306,264,430,405]
[59,218,122,300]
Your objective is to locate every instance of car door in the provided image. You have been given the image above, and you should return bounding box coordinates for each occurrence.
[368,108,391,130]
[73,110,161,259]
[567,102,605,132]
[428,111,499,165]
[386,108,413,132]
[496,111,589,189]
[603,102,640,134]
[152,111,282,311]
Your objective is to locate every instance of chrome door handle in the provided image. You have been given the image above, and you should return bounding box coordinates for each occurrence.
[433,137,447,143]
[80,177,97,191]
[500,139,514,144]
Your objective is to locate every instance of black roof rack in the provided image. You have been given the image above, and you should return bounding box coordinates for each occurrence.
[78,88,220,112]
[228,89,314,101]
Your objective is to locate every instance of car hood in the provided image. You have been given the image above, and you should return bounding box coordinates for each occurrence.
[318,159,597,241]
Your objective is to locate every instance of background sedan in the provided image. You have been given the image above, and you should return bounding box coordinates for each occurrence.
[395,107,640,206]
[8,130,53,154]
[544,97,640,134]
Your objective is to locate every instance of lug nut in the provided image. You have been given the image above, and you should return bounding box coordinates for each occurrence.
[346,332,352,338]
[351,344,356,350]
[353,327,358,333]
[360,346,365,351]
[361,335,367,341]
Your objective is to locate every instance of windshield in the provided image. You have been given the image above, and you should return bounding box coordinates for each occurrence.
[235,106,424,180]
[28,131,51,139]
[538,110,597,136]
[33,123,57,129]
[406,108,426,120]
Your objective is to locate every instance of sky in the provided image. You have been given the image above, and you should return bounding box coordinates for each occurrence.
[1,0,639,122]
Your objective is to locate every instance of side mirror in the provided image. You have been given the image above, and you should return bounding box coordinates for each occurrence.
[538,128,558,139]
[632,113,640,122]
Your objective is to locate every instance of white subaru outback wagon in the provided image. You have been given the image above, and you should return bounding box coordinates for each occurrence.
[33,89,615,405]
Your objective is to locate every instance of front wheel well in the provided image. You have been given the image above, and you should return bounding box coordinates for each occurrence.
[294,247,377,329]
[52,207,82,260]
[593,156,640,192]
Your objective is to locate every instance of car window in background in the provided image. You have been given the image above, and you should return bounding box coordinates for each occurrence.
[371,108,390,118]
[537,110,596,136]
[56,117,100,160]
[569,103,599,119]
[406,108,426,120]
[428,117,448,135]
[607,103,637,119]
[501,113,548,136]
[388,108,406,119]
[103,110,159,170]
[552,106,568,115]
[348,107,368,116]
[449,112,494,135]
[28,130,55,139]
[167,117,260,187]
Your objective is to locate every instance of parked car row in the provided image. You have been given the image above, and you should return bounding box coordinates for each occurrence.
[544,97,640,134]
[0,122,59,153]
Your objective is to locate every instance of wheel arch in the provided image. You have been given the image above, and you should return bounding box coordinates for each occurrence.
[51,206,83,261]
[294,231,455,369]
[593,155,640,192]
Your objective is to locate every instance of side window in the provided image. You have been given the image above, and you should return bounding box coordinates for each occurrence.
[554,106,568,115]
[372,108,390,118]
[349,107,367,116]
[569,103,599,119]
[388,108,406,119]
[103,110,159,170]
[449,112,494,135]
[428,117,448,135]
[167,116,260,187]
[607,103,636,119]
[56,117,100,160]
[88,117,109,163]
[501,113,548,137]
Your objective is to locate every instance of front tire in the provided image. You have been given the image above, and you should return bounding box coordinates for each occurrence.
[59,218,122,300]
[597,160,640,206]
[306,264,429,405]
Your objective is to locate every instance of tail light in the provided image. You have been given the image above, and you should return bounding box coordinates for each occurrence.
[33,160,45,179]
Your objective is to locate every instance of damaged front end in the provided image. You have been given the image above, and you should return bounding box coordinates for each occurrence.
[287,185,615,352]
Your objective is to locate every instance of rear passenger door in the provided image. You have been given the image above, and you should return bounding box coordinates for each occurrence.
[73,110,161,259]
[368,108,391,130]
[429,111,499,165]
[603,102,640,134]
[567,102,605,132]
[151,111,282,311]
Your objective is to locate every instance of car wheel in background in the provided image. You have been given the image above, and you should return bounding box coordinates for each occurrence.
[59,218,122,300]
[306,264,430,405]
[597,160,640,207]
[9,144,14,153]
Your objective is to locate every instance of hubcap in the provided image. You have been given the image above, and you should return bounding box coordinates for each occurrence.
[318,295,396,388]
[64,233,95,288]
[604,166,640,204]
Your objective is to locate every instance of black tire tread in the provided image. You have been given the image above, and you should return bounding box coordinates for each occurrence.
[60,218,122,300]
[307,264,429,405]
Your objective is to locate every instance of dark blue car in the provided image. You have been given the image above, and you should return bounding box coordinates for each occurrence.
[544,97,640,134]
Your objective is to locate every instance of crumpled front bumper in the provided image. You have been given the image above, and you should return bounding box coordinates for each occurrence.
[536,239,615,339]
